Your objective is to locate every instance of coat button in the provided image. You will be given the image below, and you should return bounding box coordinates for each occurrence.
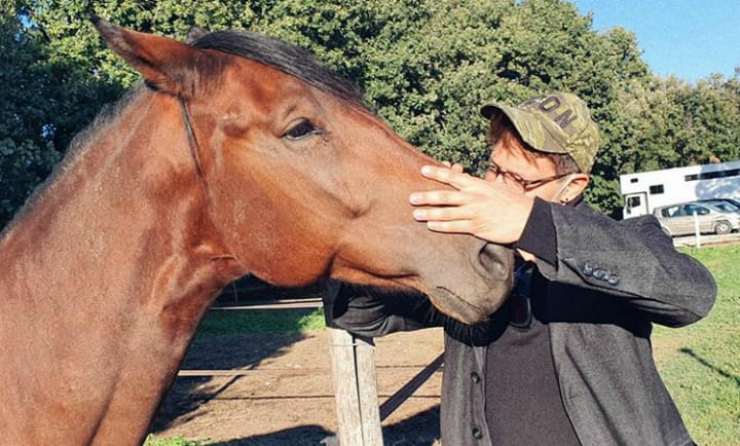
[593,268,607,280]
[608,275,620,285]
[471,372,481,384]
[472,426,483,439]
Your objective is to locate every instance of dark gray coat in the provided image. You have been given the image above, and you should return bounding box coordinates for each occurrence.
[325,202,716,446]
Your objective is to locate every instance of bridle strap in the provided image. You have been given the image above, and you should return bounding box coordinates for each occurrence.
[176,96,247,273]
[178,97,206,180]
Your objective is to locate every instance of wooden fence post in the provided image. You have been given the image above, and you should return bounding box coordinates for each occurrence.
[328,328,384,446]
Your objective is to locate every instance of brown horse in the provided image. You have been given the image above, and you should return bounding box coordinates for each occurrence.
[0,19,512,444]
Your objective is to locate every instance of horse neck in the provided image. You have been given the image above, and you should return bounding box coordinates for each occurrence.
[0,89,238,444]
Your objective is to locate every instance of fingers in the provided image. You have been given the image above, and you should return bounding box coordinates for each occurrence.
[412,205,475,222]
[409,190,468,206]
[425,220,474,234]
[420,165,476,189]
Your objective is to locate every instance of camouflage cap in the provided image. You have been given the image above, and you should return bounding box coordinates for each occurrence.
[480,92,601,173]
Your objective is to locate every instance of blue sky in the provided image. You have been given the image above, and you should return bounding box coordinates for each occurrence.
[573,0,739,82]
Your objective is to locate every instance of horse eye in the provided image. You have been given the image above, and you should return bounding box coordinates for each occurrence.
[284,119,319,140]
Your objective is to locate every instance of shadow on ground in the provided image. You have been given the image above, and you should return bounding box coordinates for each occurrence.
[680,347,740,387]
[206,405,441,446]
[150,278,442,443]
[151,328,306,432]
[151,278,322,432]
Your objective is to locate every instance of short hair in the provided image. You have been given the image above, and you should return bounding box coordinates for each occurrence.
[487,114,581,175]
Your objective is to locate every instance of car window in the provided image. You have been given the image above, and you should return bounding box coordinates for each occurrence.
[684,204,710,216]
[661,205,682,217]
[714,202,739,213]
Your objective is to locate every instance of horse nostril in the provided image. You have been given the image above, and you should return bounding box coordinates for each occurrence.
[477,243,514,281]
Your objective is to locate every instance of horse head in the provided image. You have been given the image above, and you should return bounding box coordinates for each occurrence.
[93,19,513,324]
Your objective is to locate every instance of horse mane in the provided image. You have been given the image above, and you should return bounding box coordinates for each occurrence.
[193,30,367,108]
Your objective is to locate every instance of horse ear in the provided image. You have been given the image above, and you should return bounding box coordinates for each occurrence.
[92,16,206,97]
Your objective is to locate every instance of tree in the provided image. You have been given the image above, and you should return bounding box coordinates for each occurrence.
[1,0,738,227]
[0,4,60,225]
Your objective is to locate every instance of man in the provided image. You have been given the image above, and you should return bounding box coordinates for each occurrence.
[324,92,716,445]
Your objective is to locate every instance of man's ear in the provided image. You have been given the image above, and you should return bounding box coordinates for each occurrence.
[564,174,590,200]
[92,16,213,98]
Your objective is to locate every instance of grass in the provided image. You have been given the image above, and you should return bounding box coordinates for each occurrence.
[150,244,739,445]
[143,435,206,446]
[653,244,740,445]
[195,307,325,337]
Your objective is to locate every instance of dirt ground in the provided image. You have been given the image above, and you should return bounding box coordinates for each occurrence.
[152,327,445,445]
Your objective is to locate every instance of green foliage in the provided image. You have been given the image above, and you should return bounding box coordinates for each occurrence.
[0,7,59,223]
[0,0,123,224]
[1,0,738,226]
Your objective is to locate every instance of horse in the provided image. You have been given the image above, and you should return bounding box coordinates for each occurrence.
[0,18,513,444]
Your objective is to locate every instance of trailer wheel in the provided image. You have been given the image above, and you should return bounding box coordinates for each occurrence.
[714,221,731,235]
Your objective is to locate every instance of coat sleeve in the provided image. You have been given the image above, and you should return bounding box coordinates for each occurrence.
[530,201,717,327]
[323,280,499,345]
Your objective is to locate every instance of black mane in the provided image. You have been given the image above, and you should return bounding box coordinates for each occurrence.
[193,30,365,107]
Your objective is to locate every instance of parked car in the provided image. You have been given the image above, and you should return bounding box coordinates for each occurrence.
[653,201,740,236]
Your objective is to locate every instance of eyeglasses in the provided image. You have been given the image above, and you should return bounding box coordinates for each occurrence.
[486,160,571,192]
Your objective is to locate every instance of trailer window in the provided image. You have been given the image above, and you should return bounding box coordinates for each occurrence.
[627,196,641,208]
[649,185,664,195]
[685,168,740,182]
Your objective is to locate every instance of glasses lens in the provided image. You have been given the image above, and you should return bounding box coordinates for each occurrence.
[488,162,525,190]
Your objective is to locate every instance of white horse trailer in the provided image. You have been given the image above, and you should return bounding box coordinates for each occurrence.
[620,160,740,219]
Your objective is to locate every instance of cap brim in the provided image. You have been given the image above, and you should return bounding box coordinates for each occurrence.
[479,102,568,155]
[480,104,500,119]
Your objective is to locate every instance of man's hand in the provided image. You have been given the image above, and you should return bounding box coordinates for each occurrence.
[409,165,535,245]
